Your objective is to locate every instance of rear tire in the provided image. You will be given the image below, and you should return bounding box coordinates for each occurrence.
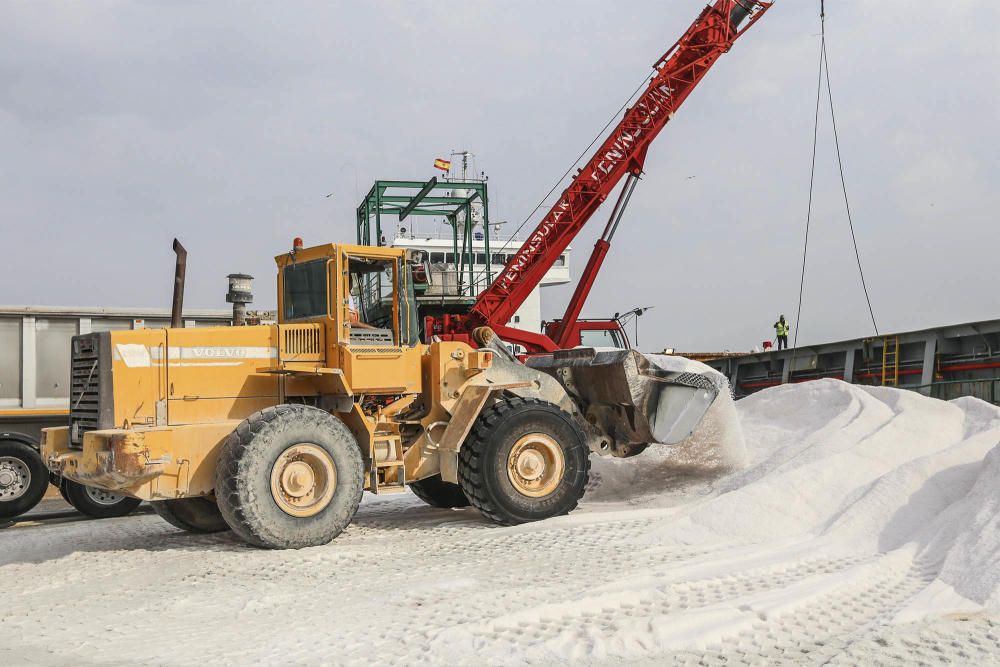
[458,397,590,525]
[0,440,48,519]
[58,478,71,504]
[409,474,470,508]
[215,404,365,549]
[63,480,141,519]
[152,497,229,533]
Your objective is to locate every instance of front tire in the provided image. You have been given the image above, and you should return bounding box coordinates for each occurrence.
[0,440,48,519]
[409,474,470,508]
[215,405,365,549]
[63,480,141,519]
[152,497,229,533]
[458,397,590,525]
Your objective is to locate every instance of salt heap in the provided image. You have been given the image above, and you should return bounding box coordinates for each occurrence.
[588,378,1000,617]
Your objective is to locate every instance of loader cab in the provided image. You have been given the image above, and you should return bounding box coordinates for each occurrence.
[277,243,416,343]
[276,242,422,394]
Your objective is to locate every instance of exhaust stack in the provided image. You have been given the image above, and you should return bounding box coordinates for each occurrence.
[171,238,187,329]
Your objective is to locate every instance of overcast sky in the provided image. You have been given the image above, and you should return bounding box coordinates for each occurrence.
[2,1,997,351]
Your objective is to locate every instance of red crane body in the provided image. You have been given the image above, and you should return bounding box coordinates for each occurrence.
[428,1,772,353]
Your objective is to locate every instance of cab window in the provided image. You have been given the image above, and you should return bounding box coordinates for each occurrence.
[579,327,627,349]
[283,259,327,320]
[349,258,391,325]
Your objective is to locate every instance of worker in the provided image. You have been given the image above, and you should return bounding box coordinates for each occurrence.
[348,292,376,330]
[773,315,790,350]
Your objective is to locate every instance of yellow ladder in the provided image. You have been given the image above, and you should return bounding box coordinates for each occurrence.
[881,336,900,386]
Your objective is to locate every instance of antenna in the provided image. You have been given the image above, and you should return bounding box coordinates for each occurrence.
[450,150,475,180]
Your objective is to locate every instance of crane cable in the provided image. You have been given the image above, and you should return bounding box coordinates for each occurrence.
[466,72,652,291]
[792,0,879,355]
[488,73,653,260]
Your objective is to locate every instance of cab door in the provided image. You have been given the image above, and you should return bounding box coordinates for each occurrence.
[338,248,422,395]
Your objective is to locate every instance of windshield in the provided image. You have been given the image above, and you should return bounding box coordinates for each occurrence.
[283,259,327,320]
[579,327,627,349]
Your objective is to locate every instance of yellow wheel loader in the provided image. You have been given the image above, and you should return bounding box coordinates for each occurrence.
[42,242,724,549]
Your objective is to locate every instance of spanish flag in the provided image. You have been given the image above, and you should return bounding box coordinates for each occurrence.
[433,158,451,172]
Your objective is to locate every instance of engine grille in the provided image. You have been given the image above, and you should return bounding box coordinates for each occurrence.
[69,333,110,449]
[284,326,322,356]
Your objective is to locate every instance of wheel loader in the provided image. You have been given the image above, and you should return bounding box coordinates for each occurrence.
[42,241,724,548]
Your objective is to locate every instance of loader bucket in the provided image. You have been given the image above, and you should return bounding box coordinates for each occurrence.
[525,348,725,449]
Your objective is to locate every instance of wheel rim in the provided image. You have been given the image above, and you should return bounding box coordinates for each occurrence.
[270,443,337,518]
[507,434,565,498]
[0,456,31,501]
[84,485,126,506]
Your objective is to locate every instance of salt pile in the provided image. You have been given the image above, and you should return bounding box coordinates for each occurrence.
[588,378,1000,616]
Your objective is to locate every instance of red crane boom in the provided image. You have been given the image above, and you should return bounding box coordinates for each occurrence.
[432,0,772,352]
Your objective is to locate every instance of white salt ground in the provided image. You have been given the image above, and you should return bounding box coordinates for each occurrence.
[2,378,998,665]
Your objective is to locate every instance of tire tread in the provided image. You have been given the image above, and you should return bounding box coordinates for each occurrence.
[458,397,590,525]
[215,404,364,549]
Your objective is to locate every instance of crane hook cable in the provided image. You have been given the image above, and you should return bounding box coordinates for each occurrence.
[790,6,826,357]
[792,0,879,360]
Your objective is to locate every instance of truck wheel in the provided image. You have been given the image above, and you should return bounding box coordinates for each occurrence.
[63,480,141,519]
[152,497,229,533]
[458,397,590,525]
[409,474,470,508]
[0,440,49,519]
[215,405,365,549]
[57,478,71,504]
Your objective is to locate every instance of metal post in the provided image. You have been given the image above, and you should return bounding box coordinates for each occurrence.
[356,203,364,245]
[483,184,492,285]
[375,188,383,246]
[466,203,474,294]
[450,214,460,296]
[21,316,36,409]
[920,336,937,395]
[843,345,856,382]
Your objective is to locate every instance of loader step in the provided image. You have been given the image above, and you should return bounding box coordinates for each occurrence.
[369,434,405,494]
